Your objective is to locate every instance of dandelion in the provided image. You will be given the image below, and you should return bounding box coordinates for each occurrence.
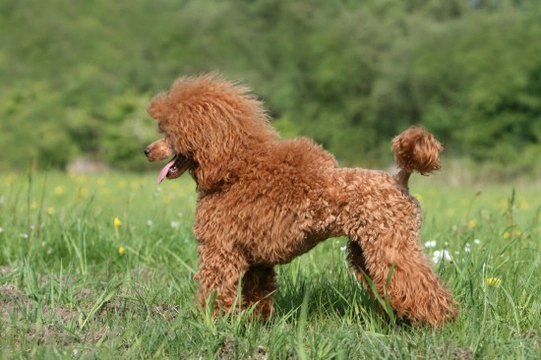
[503,229,521,239]
[467,219,477,229]
[496,198,507,209]
[432,250,452,263]
[47,207,55,215]
[54,186,65,196]
[487,277,502,287]
[118,246,125,256]
[113,217,122,229]
[424,240,437,248]
[519,199,530,210]
[4,173,17,186]
[78,188,88,198]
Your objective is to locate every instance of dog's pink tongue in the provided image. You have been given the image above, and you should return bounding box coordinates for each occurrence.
[157,158,176,184]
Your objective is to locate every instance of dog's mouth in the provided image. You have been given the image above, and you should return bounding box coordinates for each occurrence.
[157,154,192,184]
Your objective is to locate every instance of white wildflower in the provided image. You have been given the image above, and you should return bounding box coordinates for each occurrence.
[170,221,180,229]
[424,240,437,248]
[432,250,453,263]
[146,220,153,227]
[474,239,481,245]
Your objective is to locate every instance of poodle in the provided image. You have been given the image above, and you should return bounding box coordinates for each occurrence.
[143,74,457,326]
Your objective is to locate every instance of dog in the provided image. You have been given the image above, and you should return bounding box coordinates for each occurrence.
[143,74,457,326]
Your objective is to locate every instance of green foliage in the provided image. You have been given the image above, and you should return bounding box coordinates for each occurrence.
[0,0,540,173]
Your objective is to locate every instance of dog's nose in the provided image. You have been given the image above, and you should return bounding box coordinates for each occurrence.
[143,147,151,156]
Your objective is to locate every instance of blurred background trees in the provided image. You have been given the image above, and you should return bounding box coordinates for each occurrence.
[1,0,539,176]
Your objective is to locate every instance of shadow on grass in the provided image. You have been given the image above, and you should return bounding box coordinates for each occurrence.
[271,265,389,327]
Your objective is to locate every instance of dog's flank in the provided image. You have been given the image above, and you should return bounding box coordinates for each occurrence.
[144,74,457,326]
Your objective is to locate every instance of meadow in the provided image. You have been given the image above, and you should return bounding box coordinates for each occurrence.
[0,171,539,359]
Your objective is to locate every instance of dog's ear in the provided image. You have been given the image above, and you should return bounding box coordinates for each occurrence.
[148,93,169,120]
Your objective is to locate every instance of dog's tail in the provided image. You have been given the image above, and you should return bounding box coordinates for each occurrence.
[391,127,443,187]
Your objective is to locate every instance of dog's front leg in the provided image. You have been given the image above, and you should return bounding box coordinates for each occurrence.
[194,243,249,315]
[241,265,277,319]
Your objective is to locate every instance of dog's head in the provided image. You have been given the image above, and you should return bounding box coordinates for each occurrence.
[144,74,278,190]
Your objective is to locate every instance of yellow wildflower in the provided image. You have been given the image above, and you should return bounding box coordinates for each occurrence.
[78,187,88,198]
[54,186,65,196]
[467,219,477,229]
[487,277,502,287]
[113,217,122,229]
[519,200,529,210]
[47,207,55,215]
[503,229,522,239]
[4,173,17,186]
[118,246,125,256]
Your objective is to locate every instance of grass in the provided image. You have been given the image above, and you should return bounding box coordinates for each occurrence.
[0,171,540,359]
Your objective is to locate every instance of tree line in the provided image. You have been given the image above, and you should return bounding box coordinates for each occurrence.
[0,0,539,176]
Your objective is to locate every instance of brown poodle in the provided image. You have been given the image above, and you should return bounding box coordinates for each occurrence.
[143,74,457,326]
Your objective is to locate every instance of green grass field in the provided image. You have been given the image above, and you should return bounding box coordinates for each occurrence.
[0,171,539,359]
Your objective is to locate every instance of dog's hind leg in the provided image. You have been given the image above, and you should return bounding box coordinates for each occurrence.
[348,229,457,326]
[194,244,249,315]
[242,265,277,319]
[346,239,371,291]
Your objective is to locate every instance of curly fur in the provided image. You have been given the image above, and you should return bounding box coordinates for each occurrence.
[144,74,457,326]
